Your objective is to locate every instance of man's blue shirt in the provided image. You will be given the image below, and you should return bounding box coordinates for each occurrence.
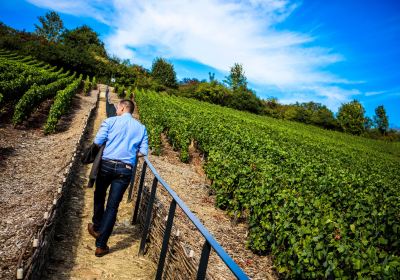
[94,112,149,166]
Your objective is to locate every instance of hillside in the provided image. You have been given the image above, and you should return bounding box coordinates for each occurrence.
[135,90,400,278]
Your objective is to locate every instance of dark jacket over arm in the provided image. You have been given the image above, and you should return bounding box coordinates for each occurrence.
[81,143,105,188]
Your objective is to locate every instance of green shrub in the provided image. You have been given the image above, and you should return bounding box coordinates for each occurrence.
[13,72,75,125]
[83,75,91,95]
[44,74,82,133]
[117,85,125,98]
[126,86,133,99]
[92,76,97,90]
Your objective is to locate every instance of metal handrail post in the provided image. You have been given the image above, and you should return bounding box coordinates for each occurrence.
[126,159,138,202]
[196,241,212,280]
[138,176,158,255]
[132,161,147,225]
[155,199,177,280]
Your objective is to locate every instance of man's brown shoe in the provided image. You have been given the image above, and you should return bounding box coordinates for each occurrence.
[87,223,100,239]
[95,246,110,257]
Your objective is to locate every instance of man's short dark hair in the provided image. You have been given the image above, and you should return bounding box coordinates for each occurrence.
[120,99,135,114]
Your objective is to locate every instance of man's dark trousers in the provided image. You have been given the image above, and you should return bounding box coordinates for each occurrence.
[92,160,132,248]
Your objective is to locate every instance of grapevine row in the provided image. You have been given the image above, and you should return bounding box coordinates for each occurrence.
[0,57,64,104]
[44,75,83,134]
[12,72,75,124]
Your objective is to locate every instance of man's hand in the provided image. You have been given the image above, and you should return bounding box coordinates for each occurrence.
[137,152,145,157]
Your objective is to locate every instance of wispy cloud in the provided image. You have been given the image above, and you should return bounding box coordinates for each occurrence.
[26,0,363,110]
[365,90,386,96]
[364,88,400,99]
[27,0,113,24]
[105,0,346,86]
[277,85,361,109]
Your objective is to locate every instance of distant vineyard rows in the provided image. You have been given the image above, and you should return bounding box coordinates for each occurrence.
[0,49,95,133]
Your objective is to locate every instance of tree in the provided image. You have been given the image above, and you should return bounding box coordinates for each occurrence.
[180,78,200,85]
[194,81,229,104]
[337,100,366,135]
[313,107,337,129]
[262,97,282,118]
[151,57,178,89]
[364,117,374,130]
[62,25,106,55]
[283,106,299,121]
[374,105,389,135]
[295,102,337,129]
[34,11,64,43]
[122,59,132,66]
[224,63,247,92]
[208,72,215,82]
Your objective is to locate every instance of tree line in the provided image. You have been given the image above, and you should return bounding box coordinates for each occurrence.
[0,11,397,141]
[151,59,397,140]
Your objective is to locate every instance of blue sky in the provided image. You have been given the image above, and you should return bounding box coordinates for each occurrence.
[1,0,399,127]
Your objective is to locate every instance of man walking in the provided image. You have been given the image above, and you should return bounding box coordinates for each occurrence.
[88,99,148,257]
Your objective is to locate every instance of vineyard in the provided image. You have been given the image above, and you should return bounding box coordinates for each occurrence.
[0,49,95,133]
[1,46,399,278]
[135,90,400,278]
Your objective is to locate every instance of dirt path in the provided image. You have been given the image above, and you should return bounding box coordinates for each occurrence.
[0,91,97,279]
[43,85,156,279]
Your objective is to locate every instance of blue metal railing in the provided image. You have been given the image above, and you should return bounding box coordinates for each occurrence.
[104,87,249,279]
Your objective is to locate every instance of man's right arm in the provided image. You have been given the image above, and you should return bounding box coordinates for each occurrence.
[94,119,109,146]
[138,127,149,157]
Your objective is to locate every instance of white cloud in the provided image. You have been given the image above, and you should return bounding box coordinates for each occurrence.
[27,0,113,24]
[276,85,361,110]
[364,90,386,96]
[27,0,362,111]
[105,0,346,86]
